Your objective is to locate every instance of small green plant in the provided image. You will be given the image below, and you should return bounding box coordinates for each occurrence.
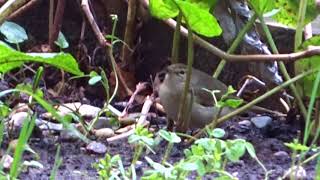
[93,153,128,180]
[0,21,28,51]
[129,125,155,165]
[158,130,181,164]
[142,128,268,179]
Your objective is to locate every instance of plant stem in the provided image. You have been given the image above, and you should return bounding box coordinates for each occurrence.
[258,14,308,120]
[177,22,194,131]
[294,0,308,51]
[171,12,182,64]
[162,143,173,164]
[213,13,258,78]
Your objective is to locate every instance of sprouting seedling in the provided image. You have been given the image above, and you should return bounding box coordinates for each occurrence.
[0,21,28,51]
[158,130,181,164]
[128,125,155,165]
[54,31,69,51]
[203,85,243,109]
[93,153,129,180]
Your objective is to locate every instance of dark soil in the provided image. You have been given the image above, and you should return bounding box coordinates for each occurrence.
[12,114,315,180]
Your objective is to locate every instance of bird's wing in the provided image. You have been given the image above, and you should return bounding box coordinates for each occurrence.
[192,87,216,107]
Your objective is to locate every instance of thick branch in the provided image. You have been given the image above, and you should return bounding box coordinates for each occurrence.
[0,0,29,24]
[49,0,66,50]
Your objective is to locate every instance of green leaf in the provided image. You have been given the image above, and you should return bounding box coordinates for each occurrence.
[245,142,257,158]
[249,0,276,15]
[272,0,319,27]
[0,103,10,118]
[0,21,28,44]
[296,36,320,97]
[159,130,181,143]
[176,0,222,37]
[188,0,218,11]
[211,128,225,138]
[284,141,309,152]
[149,0,179,20]
[89,76,102,85]
[54,31,69,49]
[224,99,243,108]
[0,44,83,75]
[195,159,206,176]
[180,162,198,171]
[226,140,246,162]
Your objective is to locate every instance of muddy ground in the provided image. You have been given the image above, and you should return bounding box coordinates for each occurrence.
[12,113,315,180]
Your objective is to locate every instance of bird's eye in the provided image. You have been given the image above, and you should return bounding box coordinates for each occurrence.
[178,70,185,75]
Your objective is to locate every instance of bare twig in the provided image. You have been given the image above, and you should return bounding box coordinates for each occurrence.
[121,0,137,65]
[120,82,148,117]
[107,96,154,142]
[81,0,111,47]
[49,0,66,50]
[81,0,132,97]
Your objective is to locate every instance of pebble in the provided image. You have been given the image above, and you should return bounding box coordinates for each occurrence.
[2,154,13,169]
[238,120,252,127]
[250,116,272,128]
[93,117,112,129]
[86,141,107,154]
[9,112,29,128]
[273,151,290,160]
[93,128,115,139]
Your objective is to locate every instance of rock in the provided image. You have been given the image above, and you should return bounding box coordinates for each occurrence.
[9,103,30,115]
[238,120,252,127]
[93,117,112,129]
[283,166,306,180]
[36,119,63,131]
[2,155,13,169]
[86,141,107,154]
[41,102,101,119]
[94,128,115,139]
[9,112,29,128]
[250,116,272,128]
[60,124,80,141]
[273,151,290,161]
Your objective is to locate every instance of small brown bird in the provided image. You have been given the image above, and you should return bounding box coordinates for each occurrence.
[158,63,234,131]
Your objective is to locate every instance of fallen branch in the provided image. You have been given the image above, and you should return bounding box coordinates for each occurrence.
[107,95,154,142]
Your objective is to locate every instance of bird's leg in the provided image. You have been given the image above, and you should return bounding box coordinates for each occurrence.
[167,118,175,131]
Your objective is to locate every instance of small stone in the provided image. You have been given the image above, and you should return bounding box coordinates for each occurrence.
[94,128,115,139]
[60,125,80,141]
[2,154,13,169]
[93,117,112,129]
[11,103,30,114]
[9,112,29,128]
[273,151,290,160]
[238,120,251,127]
[41,102,101,119]
[86,141,107,154]
[283,166,306,180]
[250,116,272,128]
